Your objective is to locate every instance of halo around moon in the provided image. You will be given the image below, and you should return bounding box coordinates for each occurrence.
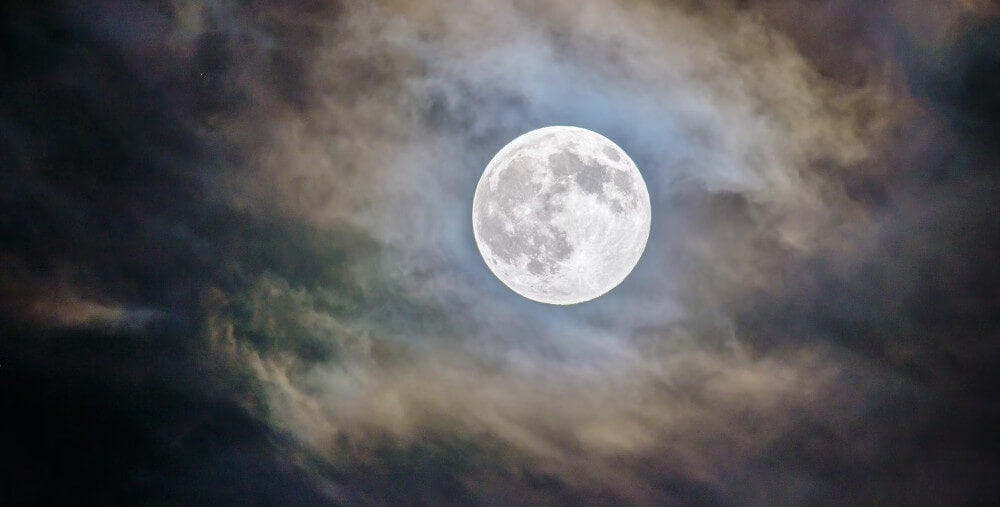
[473,126,651,305]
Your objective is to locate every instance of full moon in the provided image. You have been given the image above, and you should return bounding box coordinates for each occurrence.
[473,126,651,305]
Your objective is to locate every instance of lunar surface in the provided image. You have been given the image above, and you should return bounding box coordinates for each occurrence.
[473,126,651,305]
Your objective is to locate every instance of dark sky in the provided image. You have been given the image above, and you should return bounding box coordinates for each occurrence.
[2,0,1000,504]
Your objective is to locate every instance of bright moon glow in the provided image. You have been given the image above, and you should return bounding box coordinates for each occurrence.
[473,126,651,305]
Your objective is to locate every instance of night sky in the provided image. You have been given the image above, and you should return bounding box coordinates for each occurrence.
[3,0,1000,504]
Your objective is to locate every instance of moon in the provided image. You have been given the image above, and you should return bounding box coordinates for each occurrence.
[473,126,651,305]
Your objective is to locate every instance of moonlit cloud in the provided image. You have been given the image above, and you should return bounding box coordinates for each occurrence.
[3,0,999,503]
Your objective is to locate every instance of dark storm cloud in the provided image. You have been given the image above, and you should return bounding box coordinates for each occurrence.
[3,0,999,503]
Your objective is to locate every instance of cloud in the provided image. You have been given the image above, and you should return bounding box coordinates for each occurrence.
[187,0,999,501]
[2,0,999,503]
